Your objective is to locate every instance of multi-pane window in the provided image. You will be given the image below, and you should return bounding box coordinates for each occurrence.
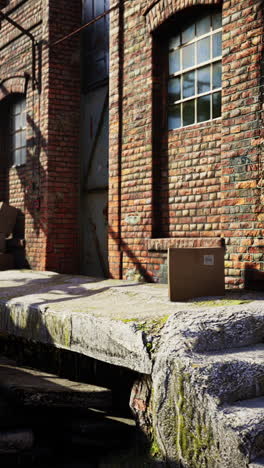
[9,97,26,166]
[168,10,222,130]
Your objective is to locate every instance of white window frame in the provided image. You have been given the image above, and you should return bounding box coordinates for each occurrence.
[168,11,222,129]
[9,96,27,167]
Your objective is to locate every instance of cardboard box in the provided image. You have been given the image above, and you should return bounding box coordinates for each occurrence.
[0,233,5,253]
[168,247,225,301]
[0,253,14,271]
[0,202,17,237]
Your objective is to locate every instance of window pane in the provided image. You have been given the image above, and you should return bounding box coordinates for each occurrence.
[213,91,221,118]
[21,147,26,165]
[182,24,195,44]
[197,94,210,122]
[169,35,180,49]
[196,15,210,37]
[182,43,195,69]
[168,78,181,103]
[169,50,180,74]
[15,113,21,130]
[14,149,21,166]
[212,12,222,30]
[183,71,195,98]
[197,66,210,94]
[14,102,21,115]
[168,105,181,129]
[21,130,26,147]
[22,110,26,128]
[15,132,21,149]
[197,37,210,64]
[183,100,194,126]
[213,32,222,57]
[213,62,221,89]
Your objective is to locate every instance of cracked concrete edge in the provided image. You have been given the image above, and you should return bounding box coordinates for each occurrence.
[0,300,152,374]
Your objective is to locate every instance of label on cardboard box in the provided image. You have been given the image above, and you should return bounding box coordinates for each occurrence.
[203,255,215,266]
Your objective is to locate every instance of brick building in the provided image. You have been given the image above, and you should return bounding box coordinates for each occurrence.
[0,0,263,289]
[109,0,264,289]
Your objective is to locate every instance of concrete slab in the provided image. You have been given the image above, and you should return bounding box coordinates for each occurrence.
[0,270,263,374]
[0,357,112,409]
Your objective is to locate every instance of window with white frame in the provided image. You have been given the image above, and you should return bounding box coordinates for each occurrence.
[168,10,222,130]
[9,96,26,166]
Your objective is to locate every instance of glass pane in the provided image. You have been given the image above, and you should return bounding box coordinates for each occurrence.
[14,101,21,115]
[22,111,26,128]
[169,35,180,50]
[182,43,195,69]
[182,24,195,44]
[183,100,195,126]
[168,78,181,103]
[213,62,222,89]
[15,113,21,130]
[197,94,211,122]
[198,66,210,94]
[168,105,181,129]
[213,91,221,118]
[14,149,21,166]
[183,71,195,98]
[212,11,222,30]
[196,15,210,37]
[197,37,210,64]
[21,146,26,164]
[21,99,26,113]
[169,50,180,74]
[15,132,21,149]
[213,32,222,57]
[21,130,26,147]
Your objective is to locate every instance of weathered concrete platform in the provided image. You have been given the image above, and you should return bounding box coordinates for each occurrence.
[1,270,264,466]
[0,270,263,375]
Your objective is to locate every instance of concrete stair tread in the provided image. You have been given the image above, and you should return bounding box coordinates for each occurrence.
[250,458,264,467]
[0,358,112,409]
[191,345,264,404]
[200,343,264,363]
[221,397,264,431]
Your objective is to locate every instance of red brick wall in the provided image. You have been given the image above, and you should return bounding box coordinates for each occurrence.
[0,0,81,273]
[109,0,264,288]
[221,0,264,288]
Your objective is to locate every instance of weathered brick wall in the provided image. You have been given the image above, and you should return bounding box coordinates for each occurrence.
[109,0,264,288]
[221,0,264,288]
[0,0,81,272]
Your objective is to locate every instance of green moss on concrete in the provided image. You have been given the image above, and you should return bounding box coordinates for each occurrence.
[191,299,251,307]
[172,368,220,467]
[135,315,170,335]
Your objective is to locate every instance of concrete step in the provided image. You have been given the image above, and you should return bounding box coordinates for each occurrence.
[250,458,264,468]
[0,358,112,410]
[192,344,264,404]
[219,397,264,465]
[0,429,34,454]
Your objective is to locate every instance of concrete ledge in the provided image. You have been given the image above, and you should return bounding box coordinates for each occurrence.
[146,237,224,251]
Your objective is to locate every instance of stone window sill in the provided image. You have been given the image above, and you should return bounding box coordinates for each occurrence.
[146,237,224,252]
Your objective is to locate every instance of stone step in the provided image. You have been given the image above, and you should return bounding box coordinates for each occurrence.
[0,358,112,409]
[218,397,264,466]
[192,344,264,404]
[179,305,264,353]
[250,458,264,468]
[0,429,34,454]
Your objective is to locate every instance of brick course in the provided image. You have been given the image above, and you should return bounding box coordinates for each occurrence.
[109,0,264,288]
[0,0,81,272]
